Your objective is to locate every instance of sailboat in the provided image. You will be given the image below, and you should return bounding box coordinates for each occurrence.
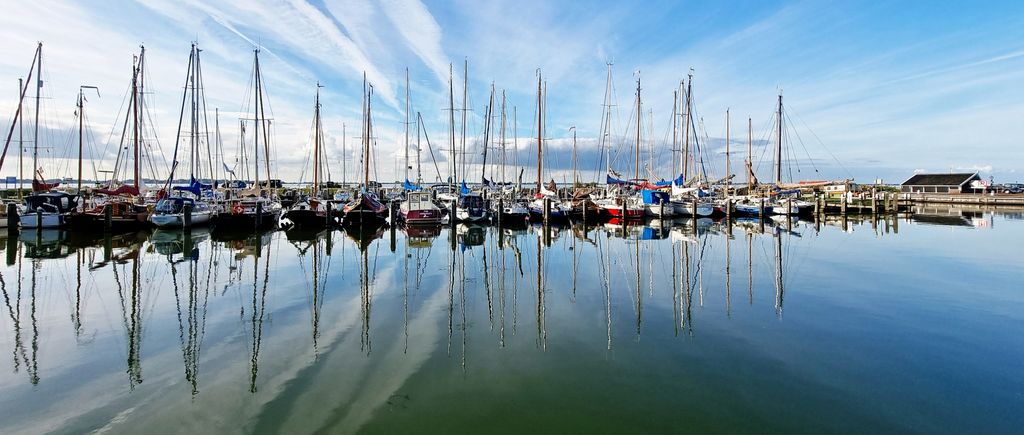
[562,127,602,221]
[446,61,487,223]
[593,65,644,219]
[633,77,676,219]
[82,45,154,229]
[284,83,332,229]
[216,49,283,230]
[151,43,215,228]
[766,93,813,216]
[670,73,714,217]
[489,91,529,225]
[12,43,80,228]
[526,72,570,222]
[398,69,442,225]
[342,74,388,226]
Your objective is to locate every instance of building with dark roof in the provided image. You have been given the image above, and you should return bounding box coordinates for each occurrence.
[900,172,983,194]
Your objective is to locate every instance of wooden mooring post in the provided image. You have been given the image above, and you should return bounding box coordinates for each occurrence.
[183,204,193,229]
[725,198,733,234]
[255,201,263,229]
[759,198,766,232]
[104,204,113,232]
[6,203,18,236]
[389,202,397,252]
[543,197,551,225]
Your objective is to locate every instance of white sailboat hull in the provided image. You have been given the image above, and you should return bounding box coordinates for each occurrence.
[20,212,65,228]
[150,210,214,228]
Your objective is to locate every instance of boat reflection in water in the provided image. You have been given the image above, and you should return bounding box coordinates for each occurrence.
[5,210,1018,434]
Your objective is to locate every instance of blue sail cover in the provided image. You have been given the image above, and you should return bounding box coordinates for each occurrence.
[172,177,212,196]
[653,174,682,187]
[641,189,670,205]
[460,181,471,196]
[607,174,629,185]
[397,179,417,190]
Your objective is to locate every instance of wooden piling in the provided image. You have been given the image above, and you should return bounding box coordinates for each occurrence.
[726,198,733,234]
[183,204,192,228]
[104,204,113,232]
[497,197,504,227]
[691,198,698,228]
[6,203,19,235]
[621,200,627,227]
[255,201,263,228]
[543,197,551,225]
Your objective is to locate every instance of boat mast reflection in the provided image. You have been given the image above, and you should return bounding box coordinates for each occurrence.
[169,231,209,395]
[248,234,271,393]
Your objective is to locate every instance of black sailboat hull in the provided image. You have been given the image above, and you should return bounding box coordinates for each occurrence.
[214,211,280,231]
[284,209,333,229]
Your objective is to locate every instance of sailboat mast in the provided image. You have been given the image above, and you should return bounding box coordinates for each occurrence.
[535,72,542,192]
[215,108,221,185]
[513,107,519,191]
[776,93,783,185]
[416,114,422,184]
[132,51,140,190]
[190,44,198,179]
[364,80,372,189]
[78,87,84,193]
[481,83,494,184]
[342,123,347,186]
[571,126,577,186]
[500,91,506,185]
[634,76,641,180]
[313,83,321,197]
[725,108,730,199]
[602,63,613,179]
[404,68,410,183]
[748,117,753,192]
[19,78,24,198]
[461,60,468,183]
[33,43,42,186]
[683,74,692,183]
[257,52,271,186]
[252,50,260,189]
[671,89,678,178]
[448,64,456,186]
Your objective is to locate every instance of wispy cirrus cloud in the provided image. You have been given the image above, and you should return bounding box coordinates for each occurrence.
[2,0,1023,185]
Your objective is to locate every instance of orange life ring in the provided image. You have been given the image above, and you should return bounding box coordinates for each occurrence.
[232,203,244,214]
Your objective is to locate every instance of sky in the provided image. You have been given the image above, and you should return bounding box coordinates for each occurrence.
[1,0,1022,186]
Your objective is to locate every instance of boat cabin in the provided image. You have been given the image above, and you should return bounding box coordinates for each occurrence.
[406,191,436,209]
[24,191,79,213]
[458,193,485,209]
[154,197,199,214]
[823,183,858,197]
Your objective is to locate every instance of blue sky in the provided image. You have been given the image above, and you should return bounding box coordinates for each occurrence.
[1,0,1022,184]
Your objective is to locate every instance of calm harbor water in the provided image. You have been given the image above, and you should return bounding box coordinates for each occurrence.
[0,209,1021,434]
